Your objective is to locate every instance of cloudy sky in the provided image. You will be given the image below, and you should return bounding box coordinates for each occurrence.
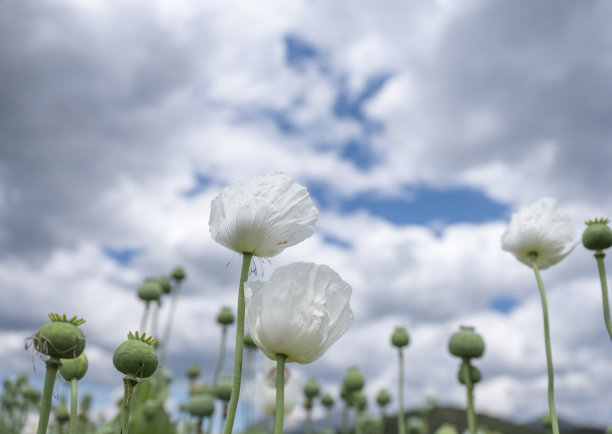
[2,0,612,430]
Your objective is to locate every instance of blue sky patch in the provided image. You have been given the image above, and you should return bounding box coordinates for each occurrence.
[184,173,213,198]
[322,234,352,250]
[489,295,520,314]
[307,182,509,225]
[285,34,319,69]
[103,246,144,267]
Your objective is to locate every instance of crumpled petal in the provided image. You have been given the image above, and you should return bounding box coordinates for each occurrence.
[245,262,354,364]
[501,198,577,269]
[209,172,319,257]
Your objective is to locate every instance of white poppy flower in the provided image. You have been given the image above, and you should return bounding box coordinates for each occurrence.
[245,262,354,364]
[209,172,319,257]
[501,198,577,269]
[255,360,301,416]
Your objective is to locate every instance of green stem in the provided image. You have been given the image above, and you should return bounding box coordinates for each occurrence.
[121,377,138,434]
[530,253,560,434]
[462,359,476,434]
[160,281,182,364]
[342,404,349,434]
[355,408,362,434]
[213,326,228,387]
[306,406,312,434]
[140,302,150,334]
[151,302,160,339]
[594,252,612,340]
[397,348,405,434]
[223,252,253,434]
[69,378,78,434]
[274,354,287,434]
[36,358,60,434]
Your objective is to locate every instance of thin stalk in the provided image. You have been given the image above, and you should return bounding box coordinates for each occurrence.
[196,416,203,434]
[140,302,150,334]
[305,404,312,434]
[151,301,160,339]
[223,252,253,434]
[274,354,287,434]
[342,404,349,434]
[121,377,138,434]
[530,253,560,434]
[69,378,78,434]
[213,326,228,387]
[355,409,362,434]
[160,281,182,364]
[36,358,60,434]
[397,348,405,434]
[462,359,476,434]
[594,252,612,340]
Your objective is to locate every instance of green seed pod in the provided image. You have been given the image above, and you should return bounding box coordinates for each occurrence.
[138,281,162,302]
[583,218,612,251]
[354,392,367,412]
[213,376,232,402]
[23,386,41,404]
[216,306,235,326]
[457,365,482,385]
[321,393,334,408]
[158,277,172,295]
[172,266,186,283]
[406,416,427,434]
[60,352,88,381]
[448,326,485,359]
[186,363,201,381]
[541,413,552,429]
[244,332,257,348]
[304,378,320,399]
[142,400,159,420]
[391,326,410,348]
[113,332,159,379]
[55,399,70,424]
[434,424,459,434]
[343,366,364,394]
[33,314,86,360]
[376,389,391,407]
[190,382,212,396]
[187,393,215,418]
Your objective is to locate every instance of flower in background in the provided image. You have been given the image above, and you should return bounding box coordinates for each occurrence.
[245,262,354,364]
[255,360,300,416]
[501,197,576,269]
[209,172,319,257]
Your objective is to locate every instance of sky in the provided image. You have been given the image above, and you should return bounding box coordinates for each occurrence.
[2,0,612,430]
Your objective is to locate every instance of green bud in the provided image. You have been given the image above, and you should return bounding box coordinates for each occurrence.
[33,313,86,360]
[60,353,88,381]
[304,378,320,399]
[187,393,215,418]
[186,363,201,381]
[55,399,70,424]
[190,382,212,396]
[172,267,186,282]
[376,389,391,407]
[391,326,410,348]
[448,326,485,359]
[158,277,172,294]
[244,332,257,348]
[583,218,612,251]
[138,281,162,302]
[354,392,367,412]
[343,366,364,393]
[434,424,459,434]
[406,416,427,434]
[213,376,232,402]
[321,393,334,408]
[216,306,235,326]
[457,365,481,385]
[112,331,158,379]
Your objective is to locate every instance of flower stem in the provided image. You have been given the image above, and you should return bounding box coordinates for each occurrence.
[223,252,253,434]
[140,302,150,334]
[342,404,349,434]
[69,378,78,434]
[594,252,612,340]
[160,281,182,364]
[121,377,138,434]
[306,405,312,434]
[36,358,60,434]
[462,359,476,434]
[274,354,287,434]
[397,348,405,434]
[530,253,560,434]
[213,325,228,387]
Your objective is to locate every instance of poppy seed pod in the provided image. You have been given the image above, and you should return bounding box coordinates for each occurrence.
[34,314,86,360]
[457,365,482,385]
[343,366,364,393]
[217,306,235,326]
[59,353,88,381]
[448,326,485,359]
[406,416,427,434]
[304,378,320,399]
[244,332,257,349]
[354,392,367,412]
[138,282,162,302]
[214,376,233,402]
[158,277,172,295]
[582,218,612,251]
[321,393,334,408]
[376,389,391,407]
[55,400,70,424]
[186,364,201,381]
[190,382,212,396]
[113,332,158,379]
[391,327,410,348]
[187,393,215,418]
[172,266,186,282]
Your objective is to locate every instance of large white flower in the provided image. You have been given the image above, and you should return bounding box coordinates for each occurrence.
[245,262,354,364]
[501,197,577,269]
[255,360,301,416]
[209,172,319,257]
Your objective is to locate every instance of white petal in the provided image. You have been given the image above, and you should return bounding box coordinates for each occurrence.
[209,172,318,257]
